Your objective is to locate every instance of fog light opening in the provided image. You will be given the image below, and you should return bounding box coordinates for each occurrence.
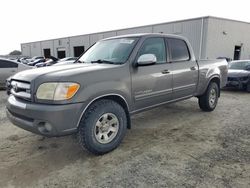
[37,122,52,133]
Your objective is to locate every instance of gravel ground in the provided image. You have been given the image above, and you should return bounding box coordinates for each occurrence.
[0,90,249,188]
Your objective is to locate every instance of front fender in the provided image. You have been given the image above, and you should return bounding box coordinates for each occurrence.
[74,82,132,129]
[75,80,132,111]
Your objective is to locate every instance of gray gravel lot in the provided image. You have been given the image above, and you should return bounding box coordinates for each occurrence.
[0,90,250,188]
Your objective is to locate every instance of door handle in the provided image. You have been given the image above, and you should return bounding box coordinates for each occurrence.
[161,70,170,74]
[190,66,196,71]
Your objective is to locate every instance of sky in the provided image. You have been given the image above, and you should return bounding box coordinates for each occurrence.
[1,0,250,55]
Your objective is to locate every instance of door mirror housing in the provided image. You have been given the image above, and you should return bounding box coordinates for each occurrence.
[137,54,157,66]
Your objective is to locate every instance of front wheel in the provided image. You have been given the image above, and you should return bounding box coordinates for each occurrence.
[198,82,219,112]
[78,99,127,155]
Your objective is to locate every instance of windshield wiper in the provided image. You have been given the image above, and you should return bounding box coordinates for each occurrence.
[76,60,85,63]
[91,59,120,64]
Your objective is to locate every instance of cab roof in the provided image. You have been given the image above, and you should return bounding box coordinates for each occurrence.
[103,33,187,41]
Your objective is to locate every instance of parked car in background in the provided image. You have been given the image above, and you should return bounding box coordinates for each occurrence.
[53,57,78,66]
[51,57,78,66]
[8,57,18,61]
[36,57,77,67]
[35,59,54,68]
[17,57,30,64]
[35,56,59,67]
[30,56,44,62]
[58,57,78,62]
[0,58,32,88]
[226,60,250,92]
[53,60,77,66]
[21,56,44,64]
[28,58,46,66]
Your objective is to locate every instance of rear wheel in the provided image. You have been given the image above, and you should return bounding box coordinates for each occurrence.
[198,82,219,112]
[78,99,127,155]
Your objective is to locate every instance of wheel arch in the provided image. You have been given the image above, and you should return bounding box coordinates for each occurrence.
[77,94,131,129]
[197,75,221,98]
[209,76,221,97]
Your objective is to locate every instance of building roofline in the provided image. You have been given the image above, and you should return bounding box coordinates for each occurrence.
[21,16,250,45]
[206,16,250,25]
[21,16,209,45]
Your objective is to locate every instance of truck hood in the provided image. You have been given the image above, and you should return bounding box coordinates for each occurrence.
[11,63,118,82]
[228,69,250,77]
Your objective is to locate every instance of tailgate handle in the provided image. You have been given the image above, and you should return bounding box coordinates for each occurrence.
[161,70,170,74]
[190,66,196,71]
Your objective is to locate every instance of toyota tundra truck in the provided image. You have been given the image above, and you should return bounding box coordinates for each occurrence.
[6,34,228,155]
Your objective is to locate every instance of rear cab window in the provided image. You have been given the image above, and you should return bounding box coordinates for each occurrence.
[168,38,190,62]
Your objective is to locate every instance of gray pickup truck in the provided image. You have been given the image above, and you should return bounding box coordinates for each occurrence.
[6,34,228,155]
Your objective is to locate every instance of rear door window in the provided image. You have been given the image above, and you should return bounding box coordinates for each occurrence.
[0,60,18,68]
[168,38,190,62]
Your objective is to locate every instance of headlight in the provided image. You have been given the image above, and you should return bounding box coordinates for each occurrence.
[36,82,80,100]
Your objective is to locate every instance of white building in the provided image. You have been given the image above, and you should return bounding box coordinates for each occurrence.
[21,16,250,60]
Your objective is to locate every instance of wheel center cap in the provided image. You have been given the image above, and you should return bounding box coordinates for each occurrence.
[101,124,109,132]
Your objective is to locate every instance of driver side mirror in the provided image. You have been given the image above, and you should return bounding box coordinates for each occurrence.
[137,54,157,66]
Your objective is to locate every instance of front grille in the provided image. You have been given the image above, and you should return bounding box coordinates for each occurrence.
[228,77,249,81]
[10,80,31,101]
[239,76,249,81]
[228,77,238,81]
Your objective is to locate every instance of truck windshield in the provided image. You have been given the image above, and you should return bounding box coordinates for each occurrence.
[79,38,139,64]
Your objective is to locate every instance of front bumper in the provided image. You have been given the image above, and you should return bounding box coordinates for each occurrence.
[6,95,84,137]
[226,78,249,89]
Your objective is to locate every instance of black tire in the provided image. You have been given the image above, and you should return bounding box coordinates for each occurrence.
[78,99,127,155]
[198,82,219,112]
